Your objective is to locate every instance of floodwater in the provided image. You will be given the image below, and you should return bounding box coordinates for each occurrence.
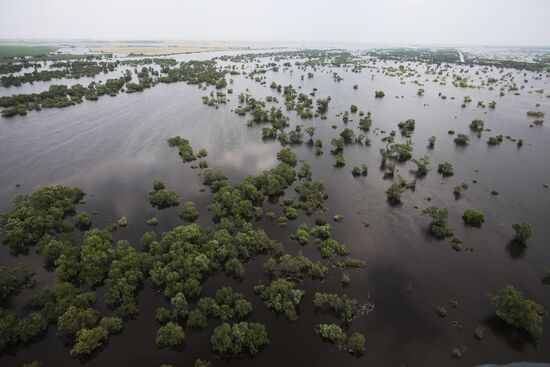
[1,49,550,367]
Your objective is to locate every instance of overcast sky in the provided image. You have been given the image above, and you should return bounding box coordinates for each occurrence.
[1,0,549,46]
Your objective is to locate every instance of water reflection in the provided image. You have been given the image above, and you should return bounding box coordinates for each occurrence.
[1,50,549,366]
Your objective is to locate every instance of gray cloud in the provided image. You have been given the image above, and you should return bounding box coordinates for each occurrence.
[0,0,549,46]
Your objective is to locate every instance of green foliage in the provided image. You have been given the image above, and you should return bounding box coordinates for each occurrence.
[318,239,349,258]
[171,292,189,319]
[202,168,228,192]
[75,212,91,231]
[0,263,35,298]
[15,312,48,343]
[190,288,252,327]
[295,180,327,214]
[387,143,413,162]
[155,322,185,348]
[147,217,159,226]
[436,306,448,317]
[397,119,415,136]
[437,162,454,177]
[316,323,346,344]
[347,332,366,355]
[70,326,108,357]
[487,135,504,145]
[254,279,305,321]
[293,224,309,245]
[462,209,485,226]
[0,185,84,251]
[57,305,98,338]
[412,156,429,176]
[489,285,545,337]
[428,136,436,148]
[167,136,196,162]
[374,91,385,98]
[277,148,297,167]
[148,179,179,208]
[297,163,312,180]
[305,126,316,140]
[148,223,236,298]
[211,322,269,357]
[104,240,145,318]
[264,253,327,280]
[527,111,545,118]
[224,258,245,279]
[284,206,298,220]
[316,97,331,114]
[156,307,173,324]
[235,226,280,260]
[187,309,208,329]
[454,133,470,146]
[469,119,485,132]
[180,202,199,222]
[313,292,358,324]
[99,316,123,334]
[79,229,113,287]
[359,112,373,131]
[512,223,532,244]
[310,224,332,240]
[339,128,356,143]
[422,206,453,238]
[386,182,405,204]
[195,359,211,367]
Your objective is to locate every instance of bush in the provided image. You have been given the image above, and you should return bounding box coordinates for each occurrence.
[318,239,348,258]
[99,316,123,334]
[313,292,358,324]
[347,332,366,355]
[57,306,98,338]
[437,162,454,177]
[277,148,297,167]
[512,223,532,244]
[462,209,485,226]
[187,309,208,329]
[469,119,484,132]
[70,326,108,357]
[428,136,436,148]
[75,212,91,230]
[179,202,199,222]
[0,185,85,251]
[310,224,332,240]
[211,322,268,357]
[167,136,196,162]
[155,322,185,348]
[149,180,179,208]
[453,133,470,146]
[316,323,346,344]
[386,182,405,204]
[489,285,545,337]
[422,206,453,238]
[254,279,304,321]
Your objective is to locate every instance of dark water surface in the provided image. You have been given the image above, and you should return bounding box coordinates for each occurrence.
[1,50,549,366]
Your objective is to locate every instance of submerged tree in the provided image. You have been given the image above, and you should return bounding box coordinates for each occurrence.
[462,209,485,227]
[512,223,532,245]
[489,285,545,338]
[422,206,453,238]
[210,322,268,357]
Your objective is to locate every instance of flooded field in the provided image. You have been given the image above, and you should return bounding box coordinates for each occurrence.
[1,48,549,367]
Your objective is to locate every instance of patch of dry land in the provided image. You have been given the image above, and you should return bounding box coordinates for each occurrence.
[83,41,277,56]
